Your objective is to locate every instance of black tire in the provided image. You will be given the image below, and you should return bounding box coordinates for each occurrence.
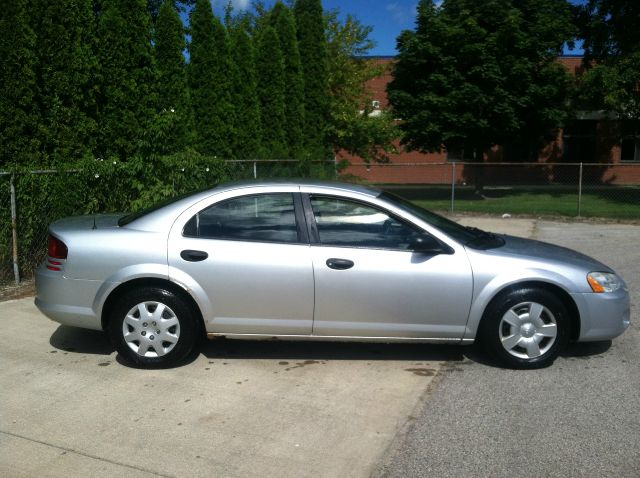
[108,287,200,368]
[478,287,570,369]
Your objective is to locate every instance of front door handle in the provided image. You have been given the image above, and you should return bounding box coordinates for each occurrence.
[326,258,354,270]
[180,250,208,262]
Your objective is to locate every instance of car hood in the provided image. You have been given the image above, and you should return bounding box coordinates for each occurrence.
[50,214,123,232]
[488,234,613,273]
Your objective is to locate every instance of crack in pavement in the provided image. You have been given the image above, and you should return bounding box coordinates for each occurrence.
[0,429,174,478]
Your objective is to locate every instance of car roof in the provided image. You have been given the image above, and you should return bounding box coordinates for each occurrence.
[211,179,381,197]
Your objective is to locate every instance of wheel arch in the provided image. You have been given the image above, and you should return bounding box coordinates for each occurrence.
[101,277,205,334]
[479,280,581,341]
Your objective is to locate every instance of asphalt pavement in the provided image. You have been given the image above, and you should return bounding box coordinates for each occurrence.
[373,220,640,478]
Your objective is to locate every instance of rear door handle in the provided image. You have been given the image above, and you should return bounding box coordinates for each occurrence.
[326,258,354,270]
[180,250,208,262]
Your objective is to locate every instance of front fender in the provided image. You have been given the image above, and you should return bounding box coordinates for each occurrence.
[464,268,576,340]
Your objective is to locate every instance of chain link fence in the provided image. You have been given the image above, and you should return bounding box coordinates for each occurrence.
[349,161,640,218]
[1,160,639,286]
[0,159,335,286]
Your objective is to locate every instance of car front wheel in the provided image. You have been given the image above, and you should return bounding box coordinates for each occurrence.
[108,287,199,368]
[479,288,570,369]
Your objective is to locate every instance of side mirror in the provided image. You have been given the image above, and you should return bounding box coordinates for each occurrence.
[409,234,453,255]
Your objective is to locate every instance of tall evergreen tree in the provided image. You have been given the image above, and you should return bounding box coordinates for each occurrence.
[271,2,305,157]
[189,0,234,157]
[32,0,98,165]
[96,0,157,160]
[154,0,193,154]
[294,0,330,157]
[229,26,261,158]
[0,0,40,167]
[255,25,288,158]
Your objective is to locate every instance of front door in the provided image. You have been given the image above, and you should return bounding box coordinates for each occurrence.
[307,195,473,339]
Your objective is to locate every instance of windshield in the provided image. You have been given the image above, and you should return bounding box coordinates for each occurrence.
[379,191,504,249]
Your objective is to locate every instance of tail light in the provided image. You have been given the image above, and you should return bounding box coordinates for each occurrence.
[47,235,68,270]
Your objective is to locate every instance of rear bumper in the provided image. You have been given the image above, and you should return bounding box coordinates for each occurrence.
[572,289,631,342]
[35,265,103,331]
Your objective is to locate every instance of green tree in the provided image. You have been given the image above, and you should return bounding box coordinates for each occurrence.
[229,26,262,158]
[271,2,305,157]
[153,0,193,155]
[576,0,640,118]
[147,0,163,23]
[32,0,98,165]
[255,25,288,158]
[189,0,234,157]
[0,0,40,167]
[388,0,574,169]
[147,0,196,21]
[96,0,157,160]
[294,0,330,157]
[325,10,399,163]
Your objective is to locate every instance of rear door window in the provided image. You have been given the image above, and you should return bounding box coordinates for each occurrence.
[184,193,300,243]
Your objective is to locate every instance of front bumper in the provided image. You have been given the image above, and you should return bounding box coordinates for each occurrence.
[572,289,631,342]
[35,265,103,331]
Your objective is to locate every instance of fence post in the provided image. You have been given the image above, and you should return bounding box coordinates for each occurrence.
[10,174,20,285]
[577,162,583,218]
[253,161,257,179]
[450,162,456,214]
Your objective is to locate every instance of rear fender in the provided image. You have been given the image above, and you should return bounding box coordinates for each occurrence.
[92,264,169,318]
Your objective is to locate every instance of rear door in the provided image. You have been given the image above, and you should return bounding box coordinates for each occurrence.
[168,190,314,335]
[305,194,473,339]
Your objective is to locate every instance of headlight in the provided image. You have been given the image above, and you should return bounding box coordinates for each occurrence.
[587,272,622,293]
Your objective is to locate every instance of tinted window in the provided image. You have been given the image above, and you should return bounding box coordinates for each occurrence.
[379,191,504,249]
[184,193,299,243]
[379,191,477,244]
[310,196,421,250]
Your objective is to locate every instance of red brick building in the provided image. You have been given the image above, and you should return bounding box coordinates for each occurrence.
[341,56,640,185]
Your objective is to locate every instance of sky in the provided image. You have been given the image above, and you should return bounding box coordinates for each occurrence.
[209,0,419,56]
[209,0,583,57]
[321,0,419,56]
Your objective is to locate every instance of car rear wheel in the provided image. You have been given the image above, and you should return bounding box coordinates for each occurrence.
[108,287,199,368]
[479,288,569,369]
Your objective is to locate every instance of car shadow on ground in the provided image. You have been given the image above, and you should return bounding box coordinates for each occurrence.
[199,339,467,363]
[49,325,114,355]
[461,340,613,369]
[48,326,468,366]
[48,325,613,369]
[561,340,612,357]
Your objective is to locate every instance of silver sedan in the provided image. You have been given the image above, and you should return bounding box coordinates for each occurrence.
[35,180,630,368]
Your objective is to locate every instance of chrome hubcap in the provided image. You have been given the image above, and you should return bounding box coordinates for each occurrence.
[122,301,180,357]
[499,302,558,359]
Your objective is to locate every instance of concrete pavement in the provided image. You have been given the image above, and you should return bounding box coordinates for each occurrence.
[0,302,458,478]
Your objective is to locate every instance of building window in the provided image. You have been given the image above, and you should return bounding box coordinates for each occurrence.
[563,120,597,163]
[446,146,465,162]
[503,141,537,162]
[621,121,640,162]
